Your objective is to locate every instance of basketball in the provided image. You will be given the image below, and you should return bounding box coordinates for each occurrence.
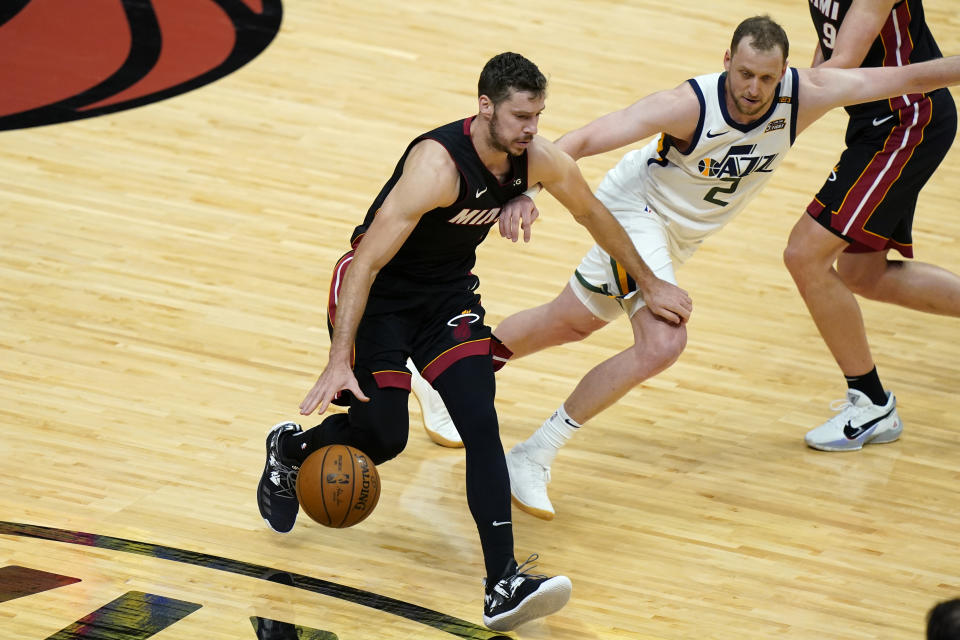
[295,445,381,528]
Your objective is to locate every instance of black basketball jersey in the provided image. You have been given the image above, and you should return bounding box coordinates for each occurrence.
[351,117,529,288]
[809,0,943,115]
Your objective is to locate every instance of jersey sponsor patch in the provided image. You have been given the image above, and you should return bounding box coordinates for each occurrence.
[764,118,786,133]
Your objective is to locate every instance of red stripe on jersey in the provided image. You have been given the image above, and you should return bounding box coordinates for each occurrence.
[420,338,491,383]
[836,97,932,238]
[881,2,921,110]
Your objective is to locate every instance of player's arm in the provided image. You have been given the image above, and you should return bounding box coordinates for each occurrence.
[299,140,460,415]
[796,55,960,134]
[815,0,898,69]
[554,82,701,160]
[528,140,693,324]
[498,83,701,243]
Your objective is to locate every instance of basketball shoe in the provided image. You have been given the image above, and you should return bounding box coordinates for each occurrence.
[482,555,572,631]
[506,444,555,520]
[805,390,902,452]
[407,358,462,448]
[257,421,303,533]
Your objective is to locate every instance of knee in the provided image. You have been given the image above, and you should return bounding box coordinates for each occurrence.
[632,323,686,379]
[782,240,810,285]
[365,430,408,465]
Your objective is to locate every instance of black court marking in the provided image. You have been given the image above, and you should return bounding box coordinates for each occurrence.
[46,591,202,640]
[0,565,81,603]
[0,0,283,131]
[0,522,509,639]
[250,616,338,639]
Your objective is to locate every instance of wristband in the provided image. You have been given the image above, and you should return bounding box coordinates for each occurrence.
[523,183,542,199]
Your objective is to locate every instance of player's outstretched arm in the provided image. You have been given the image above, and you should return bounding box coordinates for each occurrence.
[299,141,460,415]
[554,82,701,160]
[797,55,960,134]
[530,139,692,324]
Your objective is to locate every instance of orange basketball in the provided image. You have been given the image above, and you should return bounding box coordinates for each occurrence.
[295,445,380,528]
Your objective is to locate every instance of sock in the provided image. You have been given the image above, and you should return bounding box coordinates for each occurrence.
[522,404,580,467]
[845,367,887,406]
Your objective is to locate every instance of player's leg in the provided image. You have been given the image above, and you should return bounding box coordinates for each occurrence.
[508,213,683,519]
[837,246,960,316]
[784,214,874,375]
[431,355,571,631]
[508,301,686,519]
[493,283,610,357]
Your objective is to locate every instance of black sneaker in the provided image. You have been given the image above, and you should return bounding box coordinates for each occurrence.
[257,421,303,533]
[482,554,572,631]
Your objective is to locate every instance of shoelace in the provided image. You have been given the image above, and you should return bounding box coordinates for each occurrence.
[829,397,854,413]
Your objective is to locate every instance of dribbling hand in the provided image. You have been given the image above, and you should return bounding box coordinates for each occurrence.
[299,360,369,415]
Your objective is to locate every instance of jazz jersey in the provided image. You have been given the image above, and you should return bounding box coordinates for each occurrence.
[597,69,799,263]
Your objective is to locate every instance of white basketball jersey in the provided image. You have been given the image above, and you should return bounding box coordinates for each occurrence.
[597,69,799,258]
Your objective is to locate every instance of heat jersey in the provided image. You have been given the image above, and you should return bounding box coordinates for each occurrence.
[597,69,798,261]
[351,117,528,289]
[809,0,943,115]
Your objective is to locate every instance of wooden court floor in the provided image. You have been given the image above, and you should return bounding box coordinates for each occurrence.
[1,1,958,638]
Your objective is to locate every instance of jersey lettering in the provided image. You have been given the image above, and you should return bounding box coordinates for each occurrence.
[447,208,501,225]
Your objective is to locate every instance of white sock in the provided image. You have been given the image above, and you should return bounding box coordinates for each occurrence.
[522,404,581,467]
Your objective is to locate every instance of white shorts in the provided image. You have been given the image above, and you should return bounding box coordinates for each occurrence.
[570,188,688,323]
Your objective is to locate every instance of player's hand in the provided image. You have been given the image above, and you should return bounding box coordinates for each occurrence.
[498,194,540,243]
[641,279,693,325]
[299,360,369,415]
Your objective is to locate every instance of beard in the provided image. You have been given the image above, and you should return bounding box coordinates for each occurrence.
[488,110,526,156]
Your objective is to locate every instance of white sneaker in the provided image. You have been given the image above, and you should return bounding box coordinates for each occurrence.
[805,389,902,452]
[407,358,463,448]
[506,444,555,520]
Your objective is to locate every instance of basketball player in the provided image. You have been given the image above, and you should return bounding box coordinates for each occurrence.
[784,0,960,451]
[256,52,692,631]
[412,16,960,519]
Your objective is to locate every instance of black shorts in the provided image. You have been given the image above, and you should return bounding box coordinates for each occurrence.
[806,87,957,257]
[326,251,493,397]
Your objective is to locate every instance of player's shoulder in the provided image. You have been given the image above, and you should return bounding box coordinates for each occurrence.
[403,138,460,182]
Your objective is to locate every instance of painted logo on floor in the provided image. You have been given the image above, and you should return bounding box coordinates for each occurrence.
[0,0,282,130]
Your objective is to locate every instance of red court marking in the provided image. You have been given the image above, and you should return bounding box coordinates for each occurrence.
[80,0,236,111]
[0,0,130,117]
[239,0,264,13]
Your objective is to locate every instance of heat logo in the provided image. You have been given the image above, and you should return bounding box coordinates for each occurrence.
[447,311,481,340]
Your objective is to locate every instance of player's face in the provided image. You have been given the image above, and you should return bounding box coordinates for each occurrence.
[723,37,786,122]
[488,89,543,156]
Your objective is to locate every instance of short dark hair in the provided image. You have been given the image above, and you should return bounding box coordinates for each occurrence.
[478,52,547,105]
[928,599,960,640]
[731,15,789,62]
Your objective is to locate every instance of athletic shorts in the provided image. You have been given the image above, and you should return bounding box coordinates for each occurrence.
[326,251,494,399]
[569,200,680,323]
[806,87,957,258]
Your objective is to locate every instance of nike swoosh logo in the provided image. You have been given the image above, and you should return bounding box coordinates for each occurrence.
[491,520,511,527]
[705,129,727,138]
[842,407,895,440]
[475,186,488,198]
[563,418,580,429]
[872,115,894,126]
